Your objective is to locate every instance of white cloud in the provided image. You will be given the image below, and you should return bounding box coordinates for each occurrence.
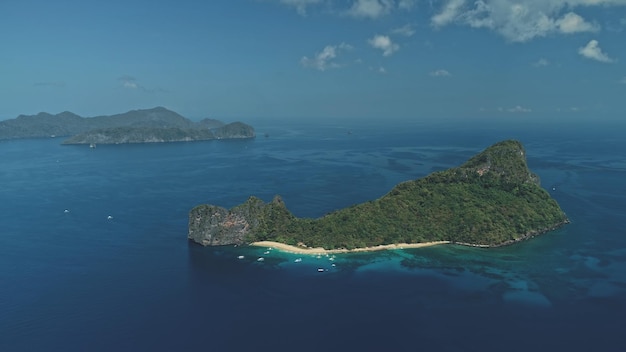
[368,65,388,73]
[300,43,352,71]
[430,0,618,42]
[398,0,417,10]
[431,0,466,28]
[533,58,550,67]
[578,39,615,63]
[346,0,394,19]
[117,75,167,93]
[507,105,532,113]
[368,34,399,56]
[430,69,451,77]
[278,0,323,16]
[119,75,138,89]
[556,12,599,33]
[392,24,416,36]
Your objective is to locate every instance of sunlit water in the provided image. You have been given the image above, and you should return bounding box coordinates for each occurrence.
[1,119,625,351]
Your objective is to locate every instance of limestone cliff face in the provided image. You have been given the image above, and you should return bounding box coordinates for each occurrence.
[188,197,270,246]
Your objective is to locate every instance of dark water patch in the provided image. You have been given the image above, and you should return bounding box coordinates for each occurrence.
[386,158,413,172]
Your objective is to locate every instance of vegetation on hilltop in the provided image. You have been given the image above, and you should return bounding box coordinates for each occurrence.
[63,122,255,144]
[62,126,216,144]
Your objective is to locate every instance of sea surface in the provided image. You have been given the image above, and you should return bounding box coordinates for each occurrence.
[1,119,625,352]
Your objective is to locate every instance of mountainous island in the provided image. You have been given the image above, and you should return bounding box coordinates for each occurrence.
[0,107,255,144]
[188,140,569,251]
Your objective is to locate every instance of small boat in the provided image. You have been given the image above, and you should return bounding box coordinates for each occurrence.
[107,215,113,220]
[64,209,70,213]
[317,268,325,272]
[294,258,302,263]
[89,143,96,149]
[257,257,265,262]
[237,255,245,259]
[264,251,270,254]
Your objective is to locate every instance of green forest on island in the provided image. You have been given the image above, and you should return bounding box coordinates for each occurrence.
[192,140,569,249]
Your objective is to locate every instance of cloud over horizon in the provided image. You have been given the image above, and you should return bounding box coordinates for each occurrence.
[368,35,399,56]
[278,0,323,16]
[578,40,615,63]
[300,43,353,71]
[119,75,139,89]
[118,75,167,93]
[430,69,451,77]
[392,24,416,36]
[430,0,612,42]
[347,0,394,19]
[506,105,532,113]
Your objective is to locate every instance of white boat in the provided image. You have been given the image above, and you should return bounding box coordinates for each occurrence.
[237,255,245,259]
[317,268,324,272]
[294,258,302,263]
[257,257,265,262]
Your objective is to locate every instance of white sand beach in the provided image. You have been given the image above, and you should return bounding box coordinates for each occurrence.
[250,240,451,255]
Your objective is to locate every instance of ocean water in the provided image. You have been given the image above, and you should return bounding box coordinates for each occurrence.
[1,119,625,351]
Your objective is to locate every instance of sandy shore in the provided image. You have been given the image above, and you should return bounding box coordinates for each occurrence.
[250,240,451,255]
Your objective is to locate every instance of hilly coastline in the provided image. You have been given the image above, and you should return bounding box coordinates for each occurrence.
[188,140,569,250]
[0,107,255,144]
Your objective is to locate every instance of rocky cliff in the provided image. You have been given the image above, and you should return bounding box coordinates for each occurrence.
[188,196,283,246]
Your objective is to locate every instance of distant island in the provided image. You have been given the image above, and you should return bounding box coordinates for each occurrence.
[0,107,255,144]
[188,140,569,252]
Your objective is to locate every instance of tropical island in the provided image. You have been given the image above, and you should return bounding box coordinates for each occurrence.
[188,140,569,252]
[0,107,255,144]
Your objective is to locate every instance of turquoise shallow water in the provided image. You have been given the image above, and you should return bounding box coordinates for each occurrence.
[1,119,625,351]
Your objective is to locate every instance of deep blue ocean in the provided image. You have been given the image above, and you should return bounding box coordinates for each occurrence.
[1,119,625,351]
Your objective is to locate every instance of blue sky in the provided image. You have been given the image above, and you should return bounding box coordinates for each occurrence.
[1,0,625,121]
